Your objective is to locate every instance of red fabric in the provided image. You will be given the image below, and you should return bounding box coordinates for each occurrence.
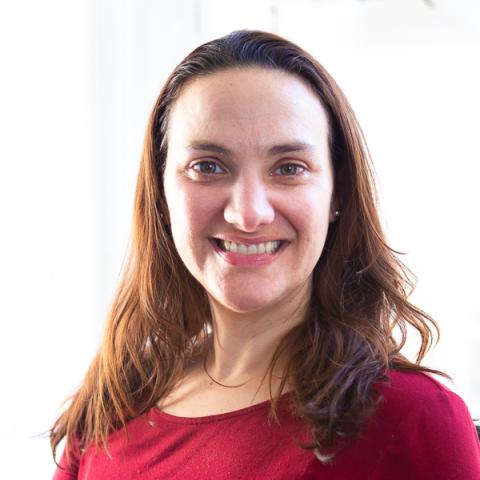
[53,370,480,479]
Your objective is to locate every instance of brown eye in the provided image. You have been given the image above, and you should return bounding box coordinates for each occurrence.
[192,161,225,175]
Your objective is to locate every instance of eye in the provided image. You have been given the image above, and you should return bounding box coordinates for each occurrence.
[191,160,226,175]
[273,163,306,176]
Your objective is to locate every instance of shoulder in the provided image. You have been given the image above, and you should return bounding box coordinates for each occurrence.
[368,368,480,479]
[375,368,460,410]
[373,368,476,437]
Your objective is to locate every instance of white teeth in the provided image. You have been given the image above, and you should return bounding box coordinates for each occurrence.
[219,240,282,255]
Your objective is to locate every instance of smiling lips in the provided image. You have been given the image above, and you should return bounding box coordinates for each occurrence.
[217,239,282,255]
[211,238,288,267]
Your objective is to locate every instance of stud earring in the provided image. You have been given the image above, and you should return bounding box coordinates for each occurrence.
[334,210,340,217]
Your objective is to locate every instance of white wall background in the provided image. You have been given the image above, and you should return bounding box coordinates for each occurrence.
[0,0,478,477]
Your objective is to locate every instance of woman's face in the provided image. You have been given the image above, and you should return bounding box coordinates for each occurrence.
[163,67,336,314]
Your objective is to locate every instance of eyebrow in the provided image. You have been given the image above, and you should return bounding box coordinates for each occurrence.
[186,141,315,157]
[268,142,314,155]
[187,142,232,156]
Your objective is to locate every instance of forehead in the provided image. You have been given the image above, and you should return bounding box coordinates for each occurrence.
[167,67,330,151]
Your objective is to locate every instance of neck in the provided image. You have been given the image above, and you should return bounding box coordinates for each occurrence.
[205,281,311,391]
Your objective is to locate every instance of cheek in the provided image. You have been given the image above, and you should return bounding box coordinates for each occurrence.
[288,187,332,229]
[168,187,221,245]
[288,189,333,260]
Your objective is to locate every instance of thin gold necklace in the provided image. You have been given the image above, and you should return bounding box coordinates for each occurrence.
[202,355,249,388]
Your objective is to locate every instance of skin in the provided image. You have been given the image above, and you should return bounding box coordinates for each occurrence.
[161,67,336,414]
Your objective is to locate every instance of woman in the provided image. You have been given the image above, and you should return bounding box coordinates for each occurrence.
[51,30,480,479]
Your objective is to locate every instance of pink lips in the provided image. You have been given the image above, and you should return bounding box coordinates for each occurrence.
[209,239,288,267]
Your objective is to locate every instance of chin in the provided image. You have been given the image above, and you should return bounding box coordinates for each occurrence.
[209,288,285,315]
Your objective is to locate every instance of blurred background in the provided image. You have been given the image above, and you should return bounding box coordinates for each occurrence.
[1,0,479,477]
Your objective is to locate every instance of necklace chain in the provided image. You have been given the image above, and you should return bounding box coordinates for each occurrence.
[202,354,249,389]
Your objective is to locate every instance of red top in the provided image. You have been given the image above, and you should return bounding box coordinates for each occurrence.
[53,370,480,479]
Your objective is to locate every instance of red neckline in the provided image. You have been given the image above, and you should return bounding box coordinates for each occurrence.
[151,392,293,425]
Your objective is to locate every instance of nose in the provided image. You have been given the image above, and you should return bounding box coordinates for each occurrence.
[223,176,275,232]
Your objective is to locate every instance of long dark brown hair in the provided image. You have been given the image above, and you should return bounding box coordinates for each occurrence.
[50,30,445,464]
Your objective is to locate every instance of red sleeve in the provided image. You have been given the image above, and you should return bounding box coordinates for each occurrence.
[380,389,480,479]
[52,439,80,480]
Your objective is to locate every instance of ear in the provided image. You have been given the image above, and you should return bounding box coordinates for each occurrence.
[159,194,171,225]
[329,196,340,223]
[329,209,340,223]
